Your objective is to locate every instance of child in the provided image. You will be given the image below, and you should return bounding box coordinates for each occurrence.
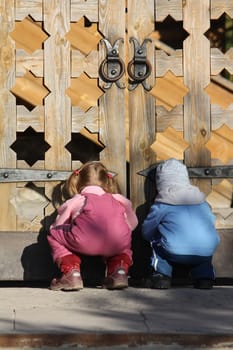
[47,161,138,291]
[142,158,220,289]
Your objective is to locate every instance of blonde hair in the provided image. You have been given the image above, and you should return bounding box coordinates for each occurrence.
[65,161,120,197]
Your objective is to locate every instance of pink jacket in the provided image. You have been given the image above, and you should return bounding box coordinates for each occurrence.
[48,186,138,260]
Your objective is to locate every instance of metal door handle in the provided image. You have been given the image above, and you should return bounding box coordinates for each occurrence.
[127,37,153,91]
[99,38,125,89]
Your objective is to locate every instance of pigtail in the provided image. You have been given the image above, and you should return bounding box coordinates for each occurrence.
[65,170,80,198]
[105,172,121,194]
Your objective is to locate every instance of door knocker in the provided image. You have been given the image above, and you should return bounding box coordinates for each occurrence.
[99,38,125,89]
[127,37,153,91]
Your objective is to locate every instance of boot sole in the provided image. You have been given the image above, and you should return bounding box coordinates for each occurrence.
[50,286,83,291]
[102,279,128,290]
[50,282,84,291]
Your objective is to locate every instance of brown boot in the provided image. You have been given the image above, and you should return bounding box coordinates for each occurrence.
[50,269,83,291]
[102,254,132,290]
[50,254,83,291]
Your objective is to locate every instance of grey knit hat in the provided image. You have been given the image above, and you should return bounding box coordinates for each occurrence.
[155,158,206,205]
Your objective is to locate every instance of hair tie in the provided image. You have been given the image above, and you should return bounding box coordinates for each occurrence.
[73,169,79,176]
[107,172,113,179]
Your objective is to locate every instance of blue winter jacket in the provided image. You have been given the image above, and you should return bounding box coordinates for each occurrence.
[142,202,220,256]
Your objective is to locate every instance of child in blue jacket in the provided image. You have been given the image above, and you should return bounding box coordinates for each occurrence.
[142,158,220,289]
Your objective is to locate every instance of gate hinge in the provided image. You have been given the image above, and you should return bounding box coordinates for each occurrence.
[138,164,233,179]
[0,169,71,183]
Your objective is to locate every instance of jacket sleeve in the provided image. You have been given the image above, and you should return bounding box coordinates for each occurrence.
[113,194,138,230]
[142,203,163,242]
[50,195,85,228]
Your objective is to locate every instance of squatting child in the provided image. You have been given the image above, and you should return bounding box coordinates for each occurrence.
[142,158,220,289]
[48,161,138,291]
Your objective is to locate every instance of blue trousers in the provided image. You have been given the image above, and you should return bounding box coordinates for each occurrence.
[151,240,215,280]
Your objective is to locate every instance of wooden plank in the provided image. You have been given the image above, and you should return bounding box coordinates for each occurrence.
[15,0,43,21]
[128,0,156,208]
[71,50,98,78]
[0,0,17,231]
[211,104,233,130]
[98,0,127,195]
[183,0,211,194]
[72,106,99,133]
[211,0,233,19]
[16,49,44,77]
[71,0,98,23]
[156,105,183,132]
[43,0,71,217]
[156,49,183,77]
[155,0,183,21]
[43,0,71,171]
[211,48,233,76]
[17,105,44,132]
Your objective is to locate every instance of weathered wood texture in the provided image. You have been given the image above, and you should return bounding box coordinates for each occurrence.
[128,0,156,207]
[0,0,232,280]
[98,0,127,194]
[183,0,212,197]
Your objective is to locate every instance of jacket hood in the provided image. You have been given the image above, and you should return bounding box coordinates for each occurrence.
[155,158,206,205]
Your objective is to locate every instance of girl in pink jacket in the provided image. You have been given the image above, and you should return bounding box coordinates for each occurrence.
[48,161,138,291]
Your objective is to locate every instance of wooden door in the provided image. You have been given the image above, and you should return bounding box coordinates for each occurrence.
[0,0,232,281]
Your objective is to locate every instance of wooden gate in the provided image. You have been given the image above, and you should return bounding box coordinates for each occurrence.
[0,0,232,281]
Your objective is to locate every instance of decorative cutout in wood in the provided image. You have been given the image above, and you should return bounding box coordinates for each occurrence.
[66,17,102,55]
[205,80,233,109]
[10,16,48,54]
[151,71,189,111]
[150,126,189,160]
[207,179,233,208]
[11,71,50,108]
[65,131,104,163]
[66,72,104,111]
[206,124,233,164]
[10,126,51,166]
[155,15,189,49]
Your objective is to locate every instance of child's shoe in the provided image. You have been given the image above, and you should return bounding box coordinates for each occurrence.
[103,253,131,290]
[50,269,83,291]
[193,279,214,289]
[146,272,171,289]
[103,266,128,290]
[50,254,83,291]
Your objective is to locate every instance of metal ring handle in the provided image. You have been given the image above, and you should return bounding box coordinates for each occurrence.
[99,57,125,83]
[127,58,152,82]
